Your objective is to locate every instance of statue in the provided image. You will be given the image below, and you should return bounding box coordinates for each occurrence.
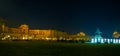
[94,28,102,39]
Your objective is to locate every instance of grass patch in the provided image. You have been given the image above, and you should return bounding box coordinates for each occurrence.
[0,41,120,56]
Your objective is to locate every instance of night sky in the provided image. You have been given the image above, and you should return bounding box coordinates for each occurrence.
[0,0,120,38]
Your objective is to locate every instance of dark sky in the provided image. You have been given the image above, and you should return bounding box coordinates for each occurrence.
[0,0,120,37]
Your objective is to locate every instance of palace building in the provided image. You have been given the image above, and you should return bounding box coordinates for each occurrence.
[0,23,91,41]
[0,19,91,41]
[0,24,68,41]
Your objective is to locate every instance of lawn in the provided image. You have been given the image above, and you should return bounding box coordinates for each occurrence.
[0,41,120,56]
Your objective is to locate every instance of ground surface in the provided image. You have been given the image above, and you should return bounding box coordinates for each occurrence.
[0,41,120,56]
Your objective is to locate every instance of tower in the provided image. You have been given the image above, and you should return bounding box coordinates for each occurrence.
[94,28,102,39]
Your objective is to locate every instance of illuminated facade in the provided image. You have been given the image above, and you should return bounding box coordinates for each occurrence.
[0,24,68,40]
[0,23,91,42]
[76,32,91,41]
[0,19,91,41]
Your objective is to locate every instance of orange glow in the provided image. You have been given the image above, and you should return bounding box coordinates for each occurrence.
[0,24,89,41]
[113,31,119,38]
[77,32,85,36]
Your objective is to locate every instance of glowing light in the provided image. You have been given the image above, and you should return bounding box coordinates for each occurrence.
[95,38,97,43]
[90,38,120,44]
[46,38,51,40]
[2,38,5,40]
[101,39,104,43]
[59,37,63,40]
[23,37,25,40]
[78,32,85,36]
[22,37,27,40]
[116,39,118,43]
[104,39,107,42]
[113,32,118,35]
[119,39,120,43]
[80,32,85,36]
[52,38,57,40]
[107,39,110,43]
[113,39,116,43]
[110,39,113,42]
[113,32,119,38]
[91,38,94,43]
[7,35,10,37]
[98,38,101,42]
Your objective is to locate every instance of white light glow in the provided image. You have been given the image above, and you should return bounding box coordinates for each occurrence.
[104,39,107,42]
[90,38,120,44]
[119,39,120,43]
[95,38,97,43]
[107,39,110,43]
[91,39,94,43]
[7,35,10,37]
[113,39,116,43]
[110,39,113,42]
[101,39,104,43]
[116,39,118,43]
[98,38,101,42]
